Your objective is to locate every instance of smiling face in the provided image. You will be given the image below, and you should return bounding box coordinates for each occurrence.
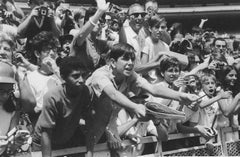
[0,41,13,63]
[202,77,216,97]
[225,69,237,87]
[129,5,146,33]
[162,66,180,85]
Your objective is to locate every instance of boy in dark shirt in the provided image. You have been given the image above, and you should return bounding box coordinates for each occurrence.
[33,56,91,157]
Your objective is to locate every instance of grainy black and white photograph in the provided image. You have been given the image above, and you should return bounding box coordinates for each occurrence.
[0,0,240,156]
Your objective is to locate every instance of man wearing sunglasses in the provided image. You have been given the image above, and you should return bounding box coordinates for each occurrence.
[119,3,146,65]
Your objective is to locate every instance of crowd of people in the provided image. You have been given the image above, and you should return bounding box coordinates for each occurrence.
[1,0,240,156]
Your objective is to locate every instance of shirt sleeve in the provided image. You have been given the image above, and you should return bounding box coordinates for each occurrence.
[37,94,59,129]
[142,38,150,55]
[89,70,116,97]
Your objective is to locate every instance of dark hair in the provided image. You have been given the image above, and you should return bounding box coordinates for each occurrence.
[84,7,97,24]
[29,31,60,64]
[212,37,227,47]
[192,26,202,34]
[74,8,86,22]
[107,43,136,62]
[233,40,240,51]
[30,31,60,52]
[159,56,181,73]
[216,65,238,95]
[148,15,166,28]
[59,56,89,79]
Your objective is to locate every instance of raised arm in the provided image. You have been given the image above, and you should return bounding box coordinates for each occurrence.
[17,6,39,38]
[70,0,109,56]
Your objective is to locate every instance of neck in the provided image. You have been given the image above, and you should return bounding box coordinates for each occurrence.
[151,36,159,43]
[112,70,125,86]
[38,66,53,76]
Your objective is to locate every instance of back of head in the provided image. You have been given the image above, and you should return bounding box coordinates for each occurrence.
[0,61,15,84]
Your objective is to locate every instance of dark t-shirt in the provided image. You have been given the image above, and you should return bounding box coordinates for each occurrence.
[25,16,52,39]
[33,84,91,148]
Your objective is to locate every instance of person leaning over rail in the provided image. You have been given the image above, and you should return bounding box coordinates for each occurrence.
[32,56,92,157]
[85,43,199,155]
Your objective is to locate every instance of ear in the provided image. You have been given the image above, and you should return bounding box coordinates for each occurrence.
[109,58,116,68]
[34,50,40,58]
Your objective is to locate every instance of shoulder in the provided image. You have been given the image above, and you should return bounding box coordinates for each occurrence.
[44,85,64,101]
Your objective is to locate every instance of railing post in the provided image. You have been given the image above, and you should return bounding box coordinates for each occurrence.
[156,141,163,157]
[219,127,228,156]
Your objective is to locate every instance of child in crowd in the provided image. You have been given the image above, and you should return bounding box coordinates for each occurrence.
[86,43,199,154]
[141,15,169,83]
[32,56,92,157]
[26,31,62,125]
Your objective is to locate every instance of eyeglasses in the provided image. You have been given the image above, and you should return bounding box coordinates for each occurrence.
[0,89,14,95]
[130,12,146,18]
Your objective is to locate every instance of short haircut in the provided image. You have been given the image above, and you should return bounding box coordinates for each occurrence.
[212,37,227,46]
[30,31,60,52]
[148,15,166,28]
[59,56,89,79]
[108,43,136,62]
[159,56,181,73]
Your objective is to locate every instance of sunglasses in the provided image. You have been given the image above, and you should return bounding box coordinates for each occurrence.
[130,12,146,18]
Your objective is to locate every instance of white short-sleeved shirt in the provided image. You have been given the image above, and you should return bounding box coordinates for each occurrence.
[27,70,61,113]
[142,37,169,83]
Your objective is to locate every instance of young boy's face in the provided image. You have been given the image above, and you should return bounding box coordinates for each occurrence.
[113,55,135,77]
[163,66,180,84]
[65,69,89,92]
[202,77,216,96]
[38,45,58,63]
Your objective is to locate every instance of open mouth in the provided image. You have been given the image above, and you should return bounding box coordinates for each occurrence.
[208,89,214,94]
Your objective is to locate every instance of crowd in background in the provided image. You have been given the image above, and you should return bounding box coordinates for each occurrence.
[1,0,240,156]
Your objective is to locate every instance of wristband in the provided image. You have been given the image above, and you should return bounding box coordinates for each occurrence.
[89,17,97,27]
